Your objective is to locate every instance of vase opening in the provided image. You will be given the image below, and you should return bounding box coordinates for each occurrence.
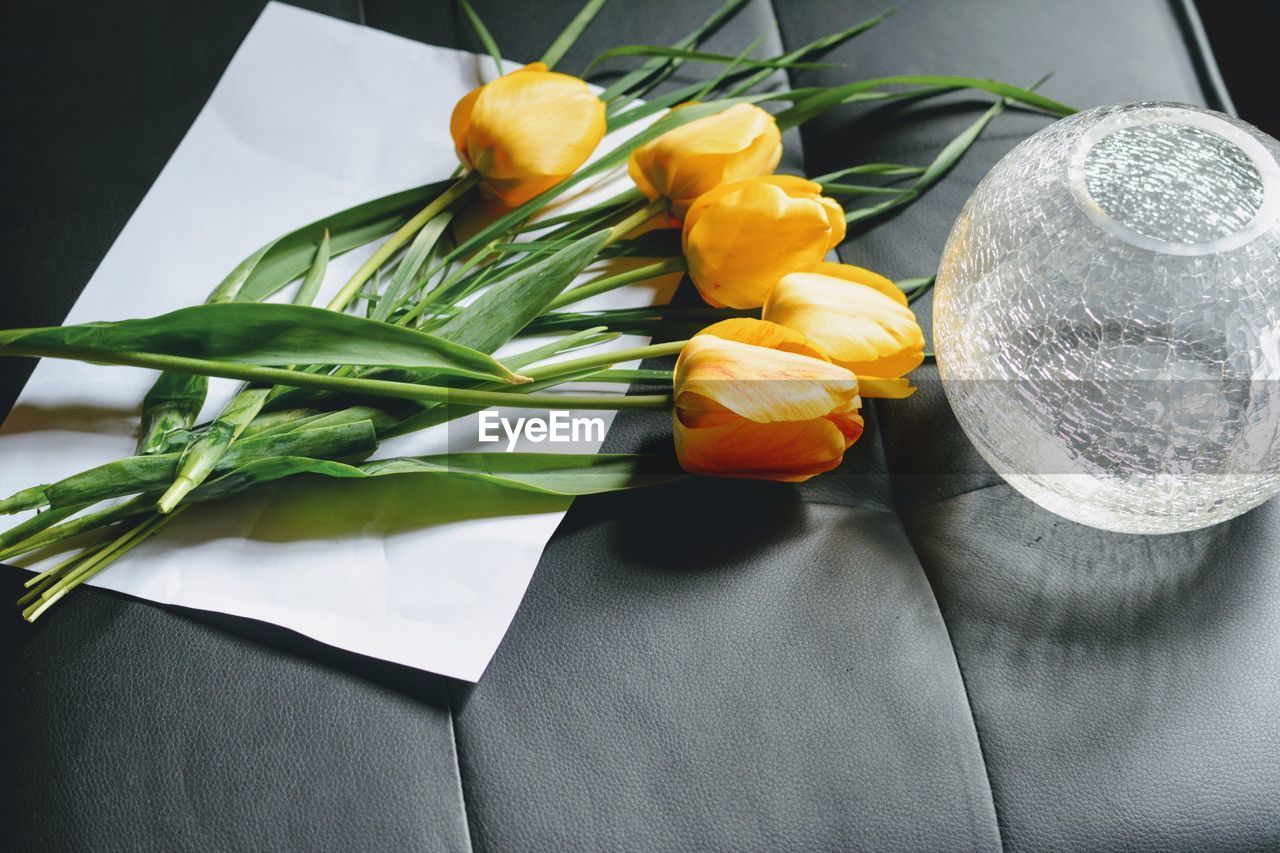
[1067,106,1280,256]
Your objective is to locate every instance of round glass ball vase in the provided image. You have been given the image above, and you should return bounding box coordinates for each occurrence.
[933,102,1280,534]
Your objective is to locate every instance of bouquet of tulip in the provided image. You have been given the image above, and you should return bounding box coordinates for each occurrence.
[0,0,1071,620]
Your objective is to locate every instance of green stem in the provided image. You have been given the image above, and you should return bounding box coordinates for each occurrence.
[9,345,670,411]
[325,172,478,311]
[822,183,913,196]
[16,545,104,610]
[0,502,87,551]
[4,495,154,565]
[601,197,670,248]
[523,340,688,381]
[583,368,674,383]
[23,511,178,622]
[399,239,497,328]
[547,258,687,310]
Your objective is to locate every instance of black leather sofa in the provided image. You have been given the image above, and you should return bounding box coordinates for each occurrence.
[4,2,1277,850]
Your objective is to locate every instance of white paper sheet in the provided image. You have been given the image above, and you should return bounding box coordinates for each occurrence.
[0,3,678,681]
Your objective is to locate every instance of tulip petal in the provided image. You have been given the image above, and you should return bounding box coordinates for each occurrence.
[800,261,906,305]
[723,124,783,187]
[674,409,863,482]
[694,317,829,361]
[682,174,825,242]
[675,333,859,424]
[765,270,925,377]
[684,181,841,308]
[816,197,848,248]
[463,65,606,207]
[450,86,482,167]
[628,104,782,215]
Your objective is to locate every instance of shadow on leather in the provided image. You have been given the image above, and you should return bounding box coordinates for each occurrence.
[179,606,454,710]
[560,471,808,575]
[2,569,454,710]
[902,487,1271,652]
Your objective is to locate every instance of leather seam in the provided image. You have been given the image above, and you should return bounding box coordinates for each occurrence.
[879,456,1009,851]
[842,126,1009,853]
[769,2,1005,847]
[444,679,478,853]
[913,478,1010,510]
[867,397,1007,851]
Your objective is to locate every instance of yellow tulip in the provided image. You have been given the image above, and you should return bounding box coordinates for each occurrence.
[450,62,606,207]
[764,261,925,384]
[628,104,782,217]
[673,318,863,482]
[681,175,846,309]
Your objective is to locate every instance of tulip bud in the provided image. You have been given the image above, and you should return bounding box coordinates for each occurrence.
[764,262,925,383]
[628,104,782,217]
[673,318,863,482]
[451,62,606,207]
[681,175,846,309]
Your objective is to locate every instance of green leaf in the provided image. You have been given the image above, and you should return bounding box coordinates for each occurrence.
[294,229,331,308]
[595,0,751,101]
[580,367,673,383]
[10,421,379,512]
[0,502,88,550]
[723,10,895,98]
[132,234,278,451]
[134,183,443,452]
[541,0,609,69]
[777,74,1072,129]
[458,0,505,77]
[504,327,619,368]
[0,497,151,563]
[693,36,763,101]
[157,386,272,513]
[8,449,684,555]
[0,303,524,384]
[844,78,1050,227]
[821,184,912,196]
[210,237,280,304]
[586,45,837,75]
[601,8,893,126]
[373,211,453,321]
[904,276,936,305]
[526,305,748,336]
[548,257,686,310]
[234,181,452,304]
[895,275,935,293]
[516,187,644,232]
[199,452,685,501]
[814,162,925,183]
[136,372,209,455]
[255,325,619,415]
[431,229,611,354]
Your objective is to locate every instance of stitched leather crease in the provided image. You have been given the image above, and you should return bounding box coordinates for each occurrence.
[761,1,1006,845]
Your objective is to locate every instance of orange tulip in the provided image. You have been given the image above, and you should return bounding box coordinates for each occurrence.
[764,262,925,385]
[451,62,606,207]
[627,104,782,217]
[681,175,846,309]
[673,318,863,482]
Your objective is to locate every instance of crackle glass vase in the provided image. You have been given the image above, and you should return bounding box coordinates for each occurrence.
[934,102,1280,534]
